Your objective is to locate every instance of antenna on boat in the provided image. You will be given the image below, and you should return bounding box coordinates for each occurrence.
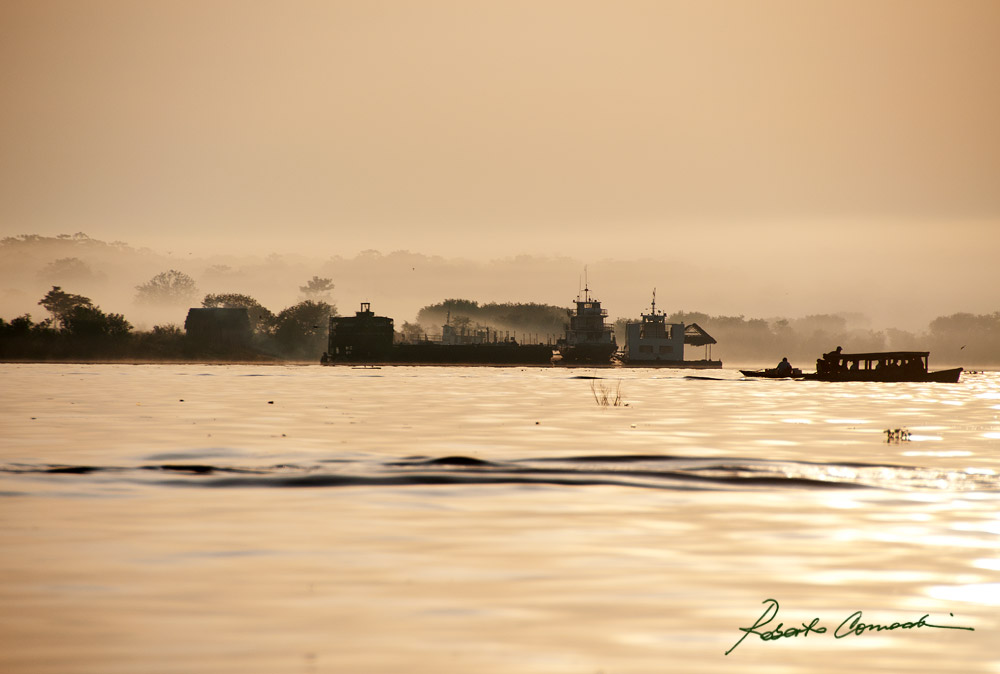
[583,266,590,301]
[651,288,656,315]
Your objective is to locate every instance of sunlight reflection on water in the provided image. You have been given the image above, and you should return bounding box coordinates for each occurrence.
[1,364,998,674]
[927,583,1000,606]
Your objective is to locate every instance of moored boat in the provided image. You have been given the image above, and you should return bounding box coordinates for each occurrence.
[619,290,722,368]
[555,283,617,365]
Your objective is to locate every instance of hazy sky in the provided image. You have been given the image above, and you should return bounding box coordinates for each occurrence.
[2,2,998,285]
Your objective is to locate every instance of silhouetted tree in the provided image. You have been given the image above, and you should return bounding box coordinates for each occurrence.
[135,270,199,305]
[399,321,424,342]
[299,276,335,300]
[418,299,479,324]
[416,299,568,337]
[151,324,183,337]
[450,315,472,331]
[202,293,275,333]
[0,314,51,336]
[274,300,334,357]
[38,286,94,328]
[38,257,100,284]
[928,311,1000,364]
[62,305,132,338]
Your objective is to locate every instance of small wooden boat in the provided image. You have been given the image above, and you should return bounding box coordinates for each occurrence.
[740,368,802,379]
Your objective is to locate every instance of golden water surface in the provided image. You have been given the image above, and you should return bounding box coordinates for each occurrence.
[1,364,998,673]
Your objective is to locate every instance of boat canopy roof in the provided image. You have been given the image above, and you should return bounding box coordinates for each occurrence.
[684,323,717,346]
[836,351,929,360]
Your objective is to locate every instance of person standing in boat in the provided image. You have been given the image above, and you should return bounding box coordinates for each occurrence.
[821,346,843,373]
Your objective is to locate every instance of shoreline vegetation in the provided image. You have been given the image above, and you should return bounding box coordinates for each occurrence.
[2,359,986,371]
[2,234,999,367]
[3,287,999,367]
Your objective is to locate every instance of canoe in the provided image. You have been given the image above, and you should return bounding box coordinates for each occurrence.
[740,368,803,379]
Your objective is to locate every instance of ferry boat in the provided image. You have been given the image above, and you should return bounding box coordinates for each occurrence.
[801,349,962,383]
[620,291,721,368]
[554,284,617,364]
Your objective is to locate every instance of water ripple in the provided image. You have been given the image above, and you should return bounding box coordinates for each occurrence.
[4,453,999,493]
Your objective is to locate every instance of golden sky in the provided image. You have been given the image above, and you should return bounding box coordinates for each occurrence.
[2,0,999,263]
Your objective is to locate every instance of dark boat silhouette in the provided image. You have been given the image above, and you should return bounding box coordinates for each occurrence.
[802,350,961,382]
[740,367,803,379]
[554,284,617,365]
[321,303,554,365]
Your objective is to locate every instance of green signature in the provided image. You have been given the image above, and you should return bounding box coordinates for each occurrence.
[725,598,974,655]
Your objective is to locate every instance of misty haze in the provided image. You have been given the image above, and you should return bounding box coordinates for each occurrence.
[2,4,1000,674]
[1,233,997,366]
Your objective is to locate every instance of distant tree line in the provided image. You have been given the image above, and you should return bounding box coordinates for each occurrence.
[201,292,334,359]
[415,299,570,342]
[611,310,999,366]
[4,284,999,365]
[630,312,887,365]
[0,285,337,362]
[414,299,999,366]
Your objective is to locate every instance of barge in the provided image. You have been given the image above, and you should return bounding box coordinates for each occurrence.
[321,303,554,365]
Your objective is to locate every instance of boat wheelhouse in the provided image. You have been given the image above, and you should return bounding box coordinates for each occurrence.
[324,302,395,362]
[555,284,617,364]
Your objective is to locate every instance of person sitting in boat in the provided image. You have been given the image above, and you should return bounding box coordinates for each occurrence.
[775,357,793,376]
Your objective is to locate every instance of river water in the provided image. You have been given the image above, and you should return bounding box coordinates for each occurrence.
[1,363,998,673]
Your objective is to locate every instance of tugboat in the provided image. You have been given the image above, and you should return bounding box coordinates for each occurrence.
[555,282,617,365]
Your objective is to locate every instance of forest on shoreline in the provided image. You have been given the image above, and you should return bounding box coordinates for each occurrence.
[415,299,999,367]
[0,286,333,363]
[2,234,998,366]
[4,290,997,367]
